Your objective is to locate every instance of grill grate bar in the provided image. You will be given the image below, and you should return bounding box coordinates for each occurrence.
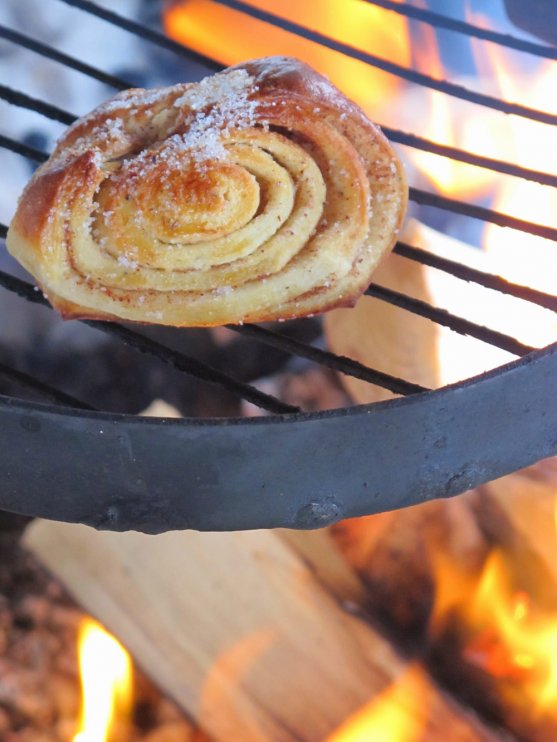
[0,24,131,90]
[84,321,297,414]
[41,0,557,126]
[209,0,557,126]
[3,28,555,190]
[0,134,49,164]
[0,221,537,373]
[381,126,557,189]
[393,242,557,312]
[1,3,553,406]
[362,0,557,60]
[0,123,552,309]
[3,92,554,244]
[0,84,75,126]
[366,283,536,356]
[0,260,298,414]
[0,362,95,410]
[57,0,222,72]
[409,186,557,242]
[2,133,554,312]
[229,323,430,396]
[0,231,429,398]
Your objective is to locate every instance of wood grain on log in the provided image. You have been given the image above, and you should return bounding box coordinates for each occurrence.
[24,522,500,742]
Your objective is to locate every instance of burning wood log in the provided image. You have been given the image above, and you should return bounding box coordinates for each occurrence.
[324,216,555,624]
[325,219,557,740]
[23,521,500,742]
[474,458,557,610]
[277,528,368,607]
[324,238,439,404]
[325,219,556,403]
[325,219,492,636]
[331,497,489,641]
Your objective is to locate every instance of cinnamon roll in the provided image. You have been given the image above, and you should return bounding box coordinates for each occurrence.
[7,57,407,326]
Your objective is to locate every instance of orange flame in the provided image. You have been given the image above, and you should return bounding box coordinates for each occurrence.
[431,546,557,712]
[327,667,428,742]
[466,20,557,353]
[477,44,557,296]
[73,618,133,742]
[403,8,557,377]
[402,3,557,225]
[164,0,410,113]
[165,0,557,230]
[404,7,498,198]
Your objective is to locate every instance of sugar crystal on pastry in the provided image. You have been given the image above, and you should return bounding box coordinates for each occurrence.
[173,69,259,163]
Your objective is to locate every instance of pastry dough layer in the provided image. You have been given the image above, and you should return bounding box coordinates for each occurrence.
[7,57,407,326]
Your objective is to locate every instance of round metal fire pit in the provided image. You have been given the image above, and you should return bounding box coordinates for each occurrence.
[0,0,556,532]
[0,343,555,533]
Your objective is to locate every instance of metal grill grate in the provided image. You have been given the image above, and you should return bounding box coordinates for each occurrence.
[0,0,556,532]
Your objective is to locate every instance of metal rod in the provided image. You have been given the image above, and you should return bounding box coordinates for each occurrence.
[0,134,48,164]
[393,242,557,313]
[2,87,553,189]
[2,26,554,188]
[53,0,557,110]
[0,266,297,414]
[409,186,557,242]
[4,220,553,324]
[229,323,430,396]
[0,244,428,399]
[0,84,75,125]
[0,223,537,365]
[0,362,95,410]
[85,321,299,414]
[0,24,130,90]
[57,0,222,72]
[362,0,557,61]
[366,283,536,356]
[381,126,557,188]
[42,0,557,126]
[209,0,557,126]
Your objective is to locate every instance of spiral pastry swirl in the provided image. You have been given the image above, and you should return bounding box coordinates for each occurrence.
[7,57,407,326]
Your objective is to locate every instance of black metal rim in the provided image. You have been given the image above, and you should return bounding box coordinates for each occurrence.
[1,341,555,533]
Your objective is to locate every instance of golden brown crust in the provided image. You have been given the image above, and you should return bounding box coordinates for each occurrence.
[7,56,407,327]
